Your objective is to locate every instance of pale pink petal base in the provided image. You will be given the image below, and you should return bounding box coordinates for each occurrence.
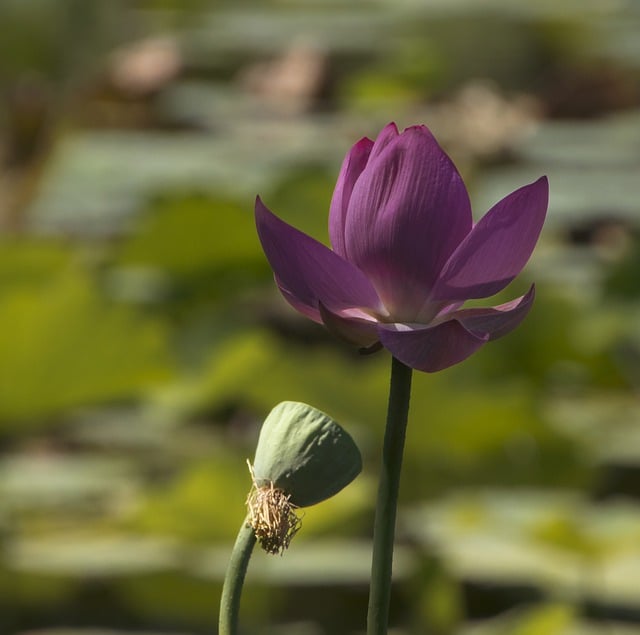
[319,302,380,349]
[378,320,488,372]
[451,285,535,340]
[378,286,535,371]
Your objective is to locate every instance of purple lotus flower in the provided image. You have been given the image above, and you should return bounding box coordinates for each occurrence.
[255,122,548,372]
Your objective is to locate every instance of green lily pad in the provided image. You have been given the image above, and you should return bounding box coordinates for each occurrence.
[475,163,640,230]
[0,265,172,427]
[407,489,640,609]
[15,631,190,635]
[7,535,181,577]
[0,454,136,512]
[460,601,640,634]
[193,540,413,586]
[513,113,640,168]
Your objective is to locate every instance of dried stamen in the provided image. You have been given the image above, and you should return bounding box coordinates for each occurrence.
[246,460,302,555]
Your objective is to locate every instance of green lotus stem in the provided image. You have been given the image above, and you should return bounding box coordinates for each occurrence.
[219,519,257,635]
[367,356,413,635]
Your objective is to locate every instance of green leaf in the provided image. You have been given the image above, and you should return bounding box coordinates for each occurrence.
[0,265,172,428]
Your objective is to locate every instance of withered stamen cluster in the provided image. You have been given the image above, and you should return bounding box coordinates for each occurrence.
[246,460,302,555]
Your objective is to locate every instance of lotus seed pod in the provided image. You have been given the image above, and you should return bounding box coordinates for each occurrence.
[246,461,302,555]
[251,401,362,509]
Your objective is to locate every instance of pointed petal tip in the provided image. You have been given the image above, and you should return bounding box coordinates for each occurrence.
[536,174,549,188]
[255,197,282,241]
[353,136,375,150]
[529,173,550,202]
[254,195,269,218]
[402,123,433,135]
[370,122,400,152]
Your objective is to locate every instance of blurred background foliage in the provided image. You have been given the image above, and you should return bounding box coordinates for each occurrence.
[1,0,640,633]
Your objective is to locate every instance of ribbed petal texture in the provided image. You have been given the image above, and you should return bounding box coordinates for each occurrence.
[255,123,548,372]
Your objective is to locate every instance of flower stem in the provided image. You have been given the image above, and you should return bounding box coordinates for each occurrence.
[367,356,413,635]
[219,518,257,635]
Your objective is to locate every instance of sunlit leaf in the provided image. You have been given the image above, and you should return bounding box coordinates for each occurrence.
[0,265,172,428]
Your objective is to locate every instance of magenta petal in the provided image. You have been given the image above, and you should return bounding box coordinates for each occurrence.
[378,320,488,372]
[366,122,400,163]
[433,177,548,301]
[329,136,374,257]
[318,302,380,348]
[344,125,472,318]
[451,284,536,340]
[277,280,323,324]
[255,197,384,316]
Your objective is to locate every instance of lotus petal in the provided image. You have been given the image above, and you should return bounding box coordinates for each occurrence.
[344,126,472,318]
[255,197,384,315]
[433,177,548,301]
[329,136,374,257]
[451,285,535,340]
[378,319,488,373]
